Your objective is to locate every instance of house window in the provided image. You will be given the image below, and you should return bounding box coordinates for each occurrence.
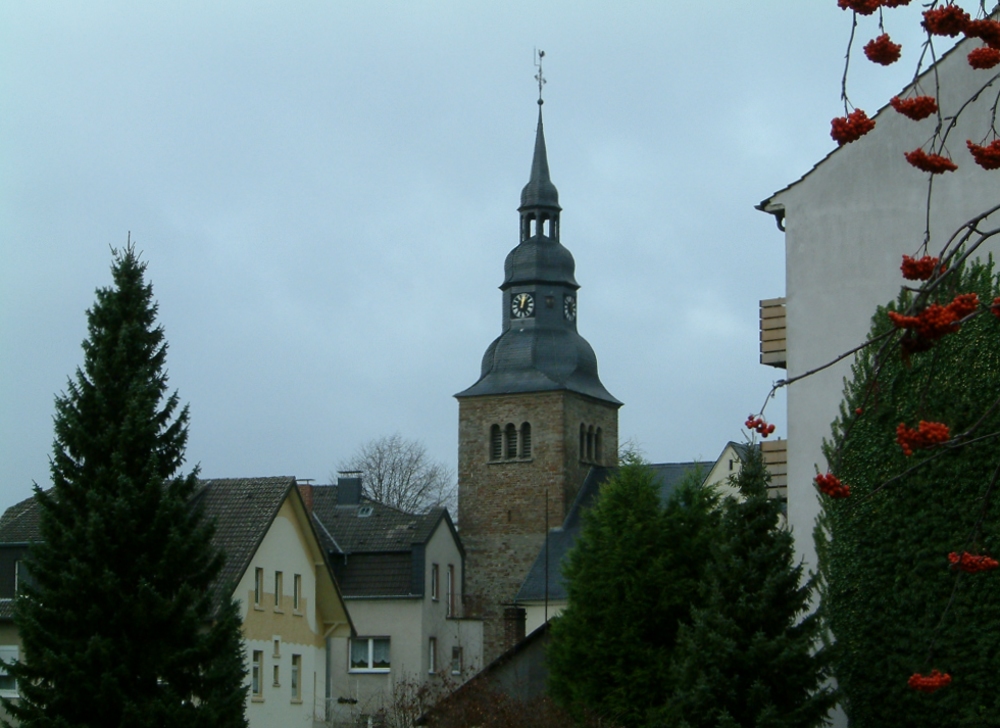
[490,425,502,460]
[0,646,18,698]
[428,637,436,674]
[431,563,439,601]
[447,565,455,618]
[520,422,532,458]
[254,568,264,607]
[272,664,280,687]
[293,574,301,611]
[251,650,264,697]
[13,561,20,596]
[291,654,301,701]
[451,646,463,676]
[349,637,391,672]
[505,423,517,458]
[274,571,283,610]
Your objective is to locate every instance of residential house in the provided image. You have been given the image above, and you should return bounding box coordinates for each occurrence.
[0,477,354,728]
[756,29,1000,574]
[308,476,482,726]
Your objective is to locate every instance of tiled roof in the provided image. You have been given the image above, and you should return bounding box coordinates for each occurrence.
[310,486,445,554]
[0,477,296,612]
[516,461,710,603]
[311,485,458,598]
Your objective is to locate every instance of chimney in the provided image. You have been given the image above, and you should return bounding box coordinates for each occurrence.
[337,472,363,506]
[296,480,314,513]
[503,606,526,650]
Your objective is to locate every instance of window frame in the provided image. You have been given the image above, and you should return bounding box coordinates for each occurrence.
[274,571,283,611]
[251,650,264,698]
[428,637,436,674]
[0,646,18,698]
[451,646,463,676]
[446,565,455,618]
[430,563,439,601]
[349,637,391,673]
[254,568,264,608]
[291,654,302,701]
[293,573,302,612]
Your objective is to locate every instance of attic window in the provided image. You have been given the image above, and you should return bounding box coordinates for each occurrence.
[357,506,374,518]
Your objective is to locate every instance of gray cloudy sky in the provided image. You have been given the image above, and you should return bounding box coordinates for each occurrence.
[0,2,938,514]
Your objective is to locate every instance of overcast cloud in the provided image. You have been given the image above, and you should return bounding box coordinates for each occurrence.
[0,2,940,514]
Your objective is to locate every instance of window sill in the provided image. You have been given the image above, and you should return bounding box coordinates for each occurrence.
[251,696,265,703]
[292,610,303,617]
[488,458,534,465]
[290,698,303,705]
[253,605,265,612]
[348,669,391,675]
[273,608,284,614]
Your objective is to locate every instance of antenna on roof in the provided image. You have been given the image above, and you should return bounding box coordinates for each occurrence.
[534,48,546,106]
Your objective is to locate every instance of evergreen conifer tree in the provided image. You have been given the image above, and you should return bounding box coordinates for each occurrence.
[547,455,721,727]
[3,245,247,728]
[661,445,835,728]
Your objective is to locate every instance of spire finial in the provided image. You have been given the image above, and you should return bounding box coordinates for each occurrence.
[534,49,546,106]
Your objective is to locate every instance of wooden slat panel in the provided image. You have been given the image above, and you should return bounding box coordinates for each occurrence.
[761,317,786,331]
[761,351,787,366]
[761,327,786,342]
[761,339,787,353]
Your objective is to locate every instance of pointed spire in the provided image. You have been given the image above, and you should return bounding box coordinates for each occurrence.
[520,108,561,211]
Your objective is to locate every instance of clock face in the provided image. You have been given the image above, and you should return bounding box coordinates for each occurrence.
[563,295,577,321]
[511,292,535,318]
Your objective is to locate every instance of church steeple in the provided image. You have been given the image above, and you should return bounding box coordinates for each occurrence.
[456,98,619,406]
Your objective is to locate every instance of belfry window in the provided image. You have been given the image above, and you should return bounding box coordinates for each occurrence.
[490,425,502,461]
[521,423,532,458]
[579,424,586,460]
[595,428,603,464]
[505,424,518,458]
[587,426,595,461]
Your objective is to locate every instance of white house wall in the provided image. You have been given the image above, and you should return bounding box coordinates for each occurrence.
[234,498,328,727]
[766,37,1000,572]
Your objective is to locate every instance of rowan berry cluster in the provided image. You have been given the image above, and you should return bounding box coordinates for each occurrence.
[948,551,1000,573]
[908,670,952,693]
[992,296,1000,318]
[922,5,971,37]
[815,472,851,498]
[831,109,876,145]
[887,293,980,345]
[965,18,1000,48]
[904,148,958,173]
[864,34,902,65]
[896,420,950,456]
[967,46,1000,69]
[967,139,1000,169]
[837,0,880,14]
[900,255,942,280]
[890,95,938,120]
[745,415,776,438]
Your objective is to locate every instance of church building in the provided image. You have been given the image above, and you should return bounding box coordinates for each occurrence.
[456,100,621,662]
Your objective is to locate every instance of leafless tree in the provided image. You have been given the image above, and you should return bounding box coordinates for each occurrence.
[336,433,456,515]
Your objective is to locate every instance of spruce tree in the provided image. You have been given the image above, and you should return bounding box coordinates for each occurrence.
[3,245,247,728]
[661,445,835,728]
[547,456,722,727]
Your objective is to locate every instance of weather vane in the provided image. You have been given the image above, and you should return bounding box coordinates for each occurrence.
[534,49,546,106]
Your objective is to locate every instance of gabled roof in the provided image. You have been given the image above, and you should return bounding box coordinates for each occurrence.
[0,476,352,625]
[310,485,452,555]
[311,484,462,599]
[516,460,710,603]
[757,32,972,219]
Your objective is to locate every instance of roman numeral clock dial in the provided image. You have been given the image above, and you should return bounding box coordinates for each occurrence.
[511,292,535,318]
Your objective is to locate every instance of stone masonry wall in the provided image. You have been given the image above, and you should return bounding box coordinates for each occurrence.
[458,390,618,661]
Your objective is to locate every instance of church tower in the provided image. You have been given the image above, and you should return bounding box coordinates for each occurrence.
[456,97,621,661]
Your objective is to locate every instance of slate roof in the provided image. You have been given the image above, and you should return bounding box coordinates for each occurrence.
[0,476,299,614]
[516,461,710,603]
[310,484,458,598]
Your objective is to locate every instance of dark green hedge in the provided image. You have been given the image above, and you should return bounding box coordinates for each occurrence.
[819,258,1000,727]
